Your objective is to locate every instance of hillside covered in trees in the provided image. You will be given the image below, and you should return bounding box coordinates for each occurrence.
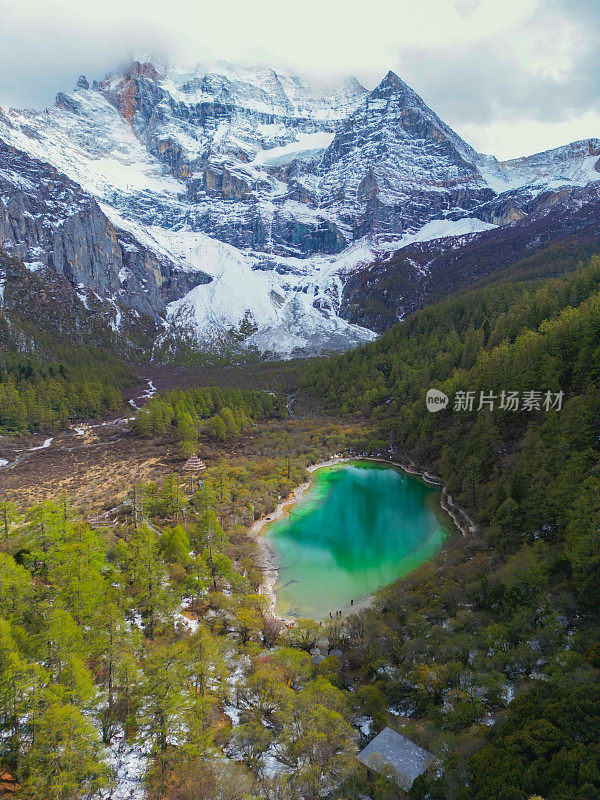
[0,250,136,434]
[0,351,131,433]
[3,248,600,799]
[301,255,600,798]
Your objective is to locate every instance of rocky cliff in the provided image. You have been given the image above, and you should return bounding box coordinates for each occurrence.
[0,138,210,329]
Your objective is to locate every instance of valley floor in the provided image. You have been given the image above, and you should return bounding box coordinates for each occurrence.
[0,361,308,509]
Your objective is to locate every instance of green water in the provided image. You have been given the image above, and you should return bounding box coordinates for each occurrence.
[265,460,451,620]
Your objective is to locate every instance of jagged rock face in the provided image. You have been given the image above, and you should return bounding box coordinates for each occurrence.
[95,62,370,257]
[0,247,160,359]
[319,71,494,239]
[0,59,599,356]
[51,204,209,317]
[99,61,164,125]
[0,139,210,321]
[497,138,600,186]
[88,64,498,252]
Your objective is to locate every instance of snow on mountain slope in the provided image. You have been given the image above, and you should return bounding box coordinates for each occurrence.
[155,61,365,119]
[0,59,599,357]
[101,200,494,356]
[476,139,600,194]
[251,132,335,166]
[0,90,183,202]
[100,203,377,356]
[320,70,490,231]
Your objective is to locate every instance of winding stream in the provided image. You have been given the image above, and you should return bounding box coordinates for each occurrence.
[264,460,452,620]
[0,378,156,470]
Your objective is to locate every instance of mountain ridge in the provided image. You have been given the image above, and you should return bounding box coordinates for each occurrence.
[1,59,599,357]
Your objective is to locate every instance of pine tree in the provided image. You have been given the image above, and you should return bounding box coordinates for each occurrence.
[23,701,110,800]
[0,501,20,541]
[120,524,173,639]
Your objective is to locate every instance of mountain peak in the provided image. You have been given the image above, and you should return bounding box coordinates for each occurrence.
[384,69,402,83]
[344,76,367,93]
[377,69,411,92]
[4,58,600,358]
[366,69,424,108]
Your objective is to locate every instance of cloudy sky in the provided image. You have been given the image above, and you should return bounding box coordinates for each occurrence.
[1,0,598,158]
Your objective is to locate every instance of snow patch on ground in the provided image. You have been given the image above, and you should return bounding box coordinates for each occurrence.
[175,609,200,634]
[223,705,241,726]
[356,716,373,736]
[100,209,375,357]
[28,437,53,452]
[95,728,151,800]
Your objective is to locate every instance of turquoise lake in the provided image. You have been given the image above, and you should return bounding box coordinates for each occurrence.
[264,460,451,620]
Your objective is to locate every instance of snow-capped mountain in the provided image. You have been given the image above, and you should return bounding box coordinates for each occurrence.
[1,59,599,357]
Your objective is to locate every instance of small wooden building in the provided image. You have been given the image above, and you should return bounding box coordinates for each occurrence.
[357,727,435,791]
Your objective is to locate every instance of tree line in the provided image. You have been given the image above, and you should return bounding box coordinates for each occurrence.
[0,351,129,433]
[134,386,287,455]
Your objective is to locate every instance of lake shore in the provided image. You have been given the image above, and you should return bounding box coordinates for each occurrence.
[360,455,479,538]
[248,455,353,616]
[249,453,474,622]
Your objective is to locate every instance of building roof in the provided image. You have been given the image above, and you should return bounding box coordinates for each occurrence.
[357,727,435,790]
[182,455,206,472]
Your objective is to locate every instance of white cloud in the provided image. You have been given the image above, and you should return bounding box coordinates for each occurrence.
[0,0,598,160]
[460,111,600,160]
